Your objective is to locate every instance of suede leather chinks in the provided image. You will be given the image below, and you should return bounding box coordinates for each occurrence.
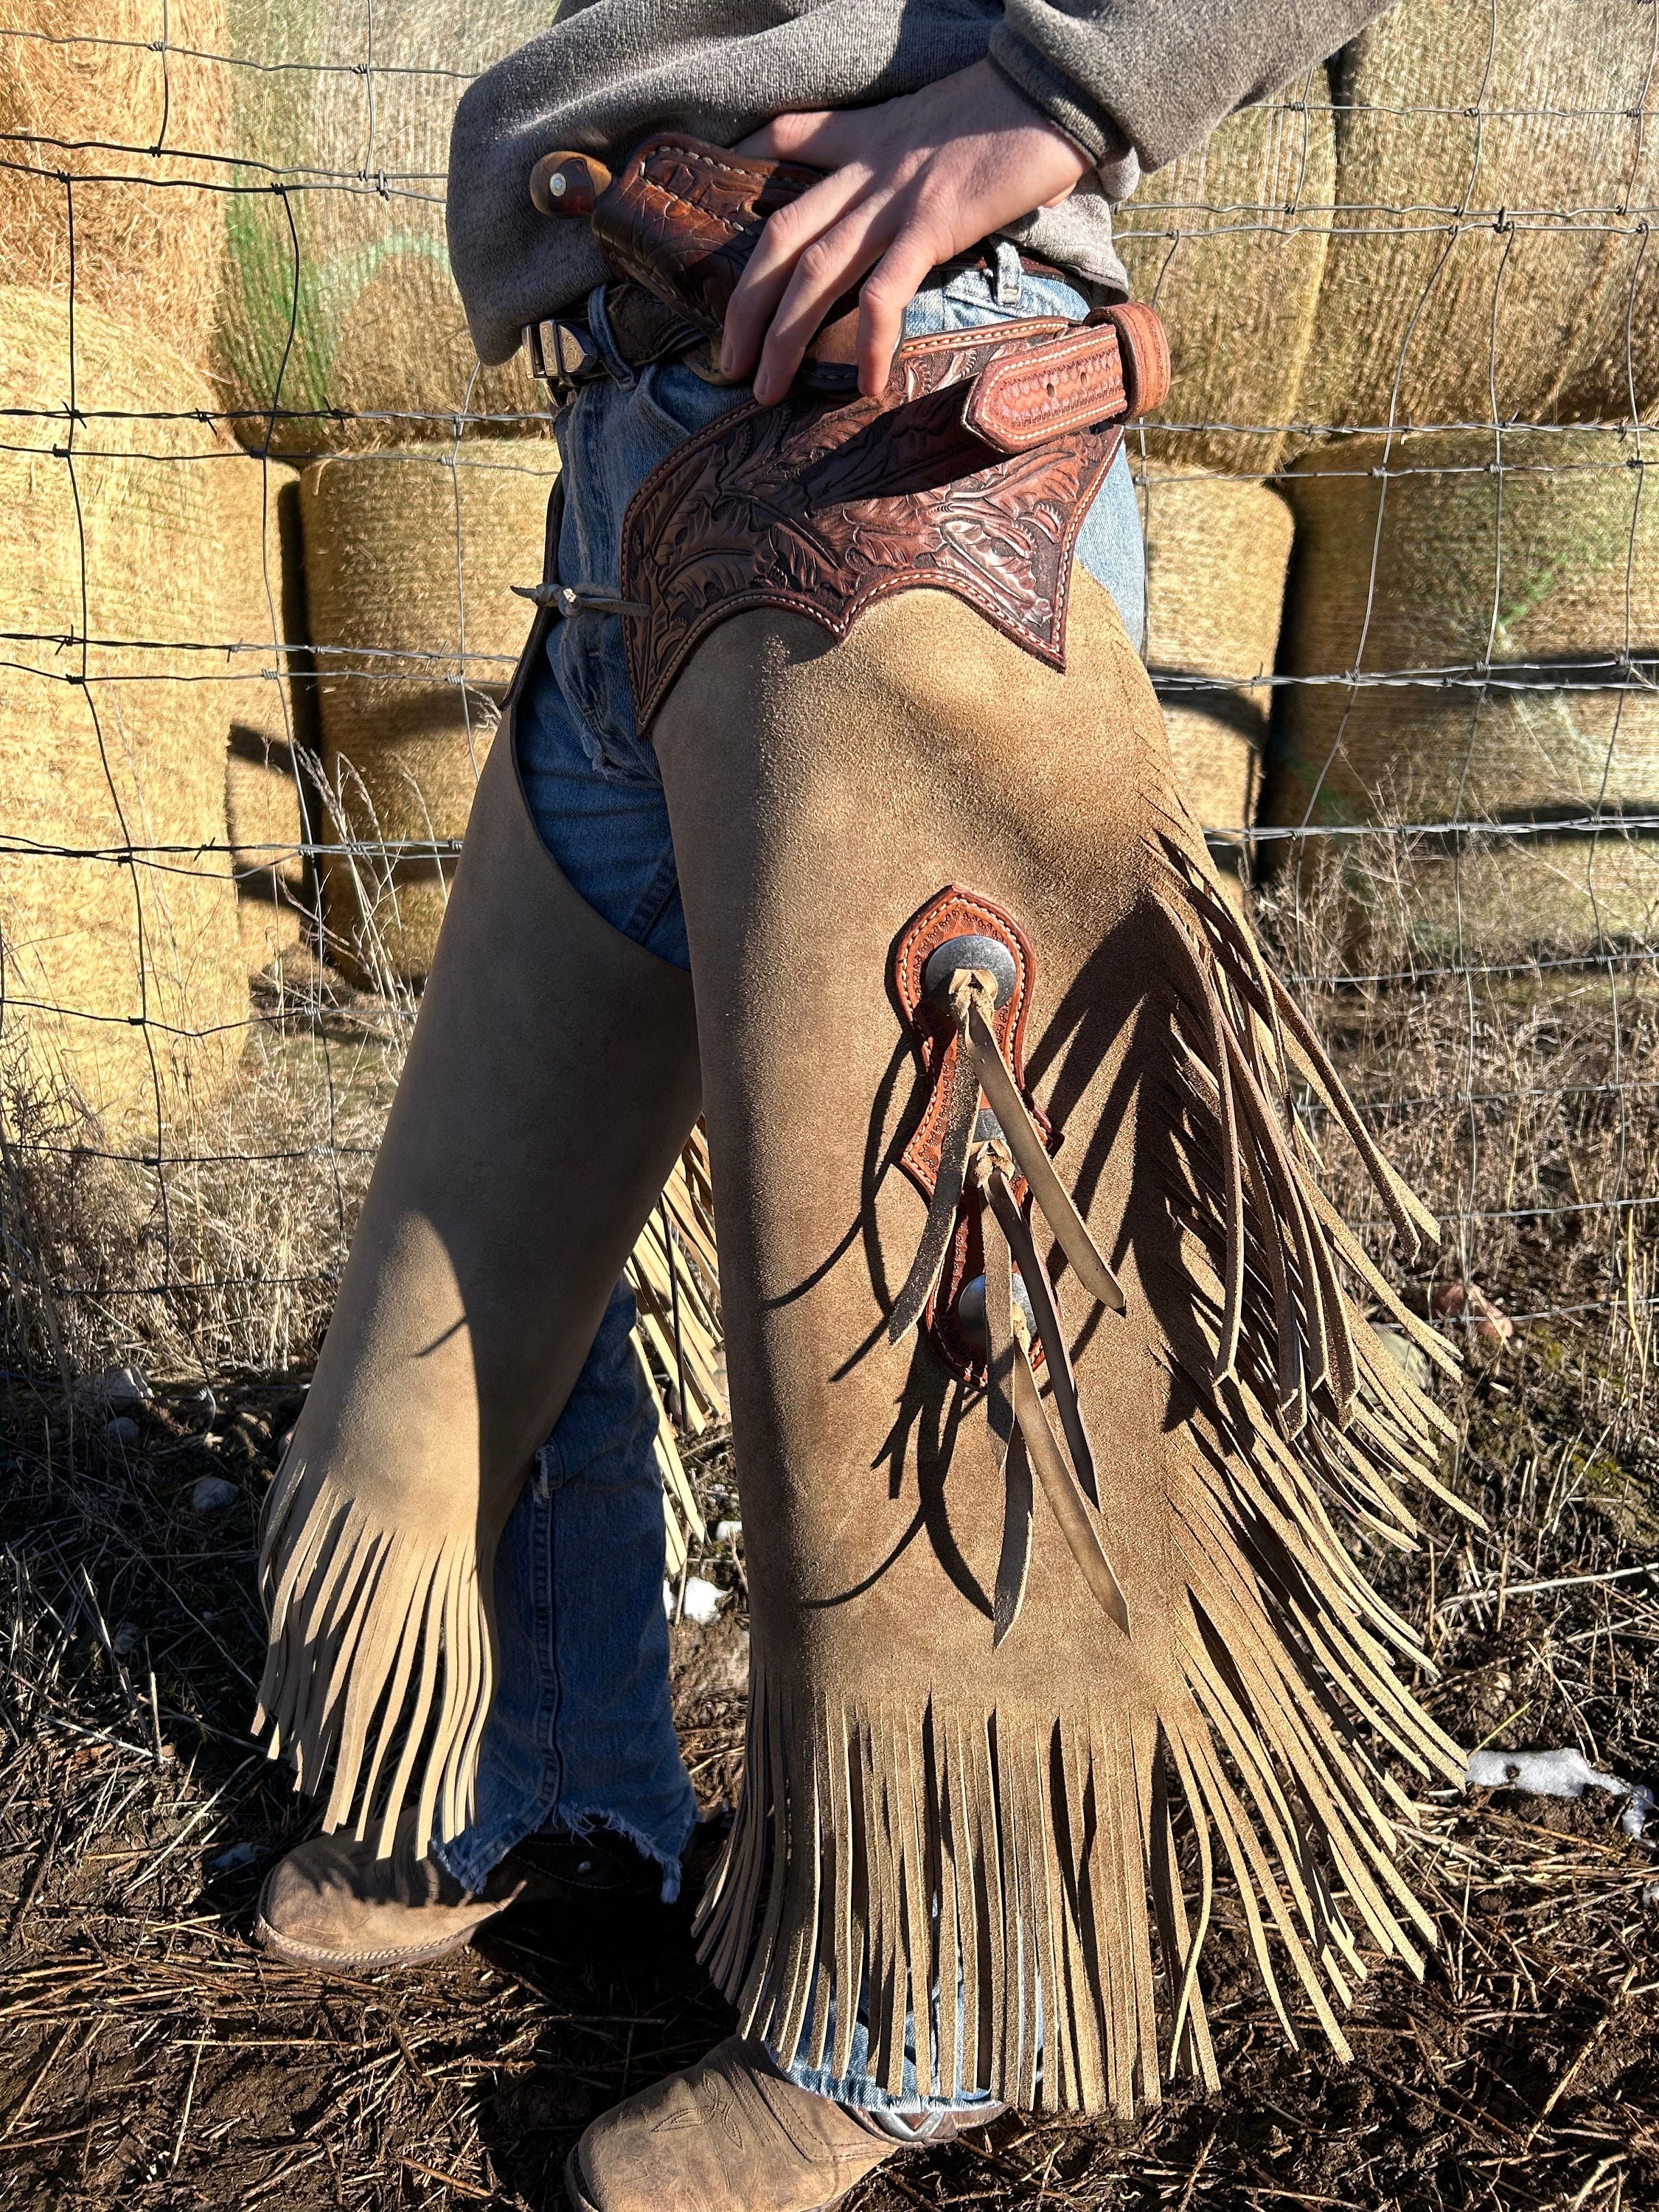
[598,136,1466,2117]
[253,583,703,1859]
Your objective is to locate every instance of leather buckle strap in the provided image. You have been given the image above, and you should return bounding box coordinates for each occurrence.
[964,305,1171,455]
[524,316,604,403]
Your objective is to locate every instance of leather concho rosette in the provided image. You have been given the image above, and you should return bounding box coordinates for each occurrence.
[891,886,1048,1382]
[619,320,1124,733]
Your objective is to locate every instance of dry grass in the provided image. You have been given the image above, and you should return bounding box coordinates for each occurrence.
[2,885,1658,2210]
[0,960,406,1388]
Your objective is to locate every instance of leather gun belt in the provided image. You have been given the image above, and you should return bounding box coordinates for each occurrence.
[524,131,1172,723]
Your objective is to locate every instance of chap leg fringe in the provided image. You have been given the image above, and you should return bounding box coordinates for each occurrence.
[254,1454,494,1860]
[695,796,1468,2112]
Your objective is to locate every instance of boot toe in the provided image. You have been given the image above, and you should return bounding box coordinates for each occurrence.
[253,1822,495,1969]
[564,2037,894,2212]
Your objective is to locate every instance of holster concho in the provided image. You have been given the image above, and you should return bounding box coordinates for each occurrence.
[891,885,1049,1383]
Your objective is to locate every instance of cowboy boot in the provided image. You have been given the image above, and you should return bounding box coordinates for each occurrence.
[565,2037,998,2212]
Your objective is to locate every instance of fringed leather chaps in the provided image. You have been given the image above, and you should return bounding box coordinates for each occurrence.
[253,608,703,1855]
[653,577,1465,2117]
[564,137,1470,2110]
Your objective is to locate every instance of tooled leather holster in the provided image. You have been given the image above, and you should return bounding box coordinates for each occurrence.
[529,131,1170,728]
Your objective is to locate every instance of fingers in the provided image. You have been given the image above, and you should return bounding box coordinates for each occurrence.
[855,217,950,397]
[720,61,1092,406]
[720,164,869,384]
[748,198,897,403]
[733,108,851,163]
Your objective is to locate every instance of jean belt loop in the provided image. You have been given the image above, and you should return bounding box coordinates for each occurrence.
[586,281,639,392]
[994,239,1023,309]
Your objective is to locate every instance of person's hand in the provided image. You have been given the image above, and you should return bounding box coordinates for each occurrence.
[723,60,1090,406]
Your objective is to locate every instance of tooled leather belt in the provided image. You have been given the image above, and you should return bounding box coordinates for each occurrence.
[521,132,1172,727]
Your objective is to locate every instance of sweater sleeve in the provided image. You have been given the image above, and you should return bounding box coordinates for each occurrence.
[987,0,1393,170]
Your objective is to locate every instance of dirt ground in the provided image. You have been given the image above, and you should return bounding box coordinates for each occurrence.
[3,1311,1658,2212]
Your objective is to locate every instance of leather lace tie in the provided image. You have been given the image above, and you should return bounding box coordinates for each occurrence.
[891,966,1130,1645]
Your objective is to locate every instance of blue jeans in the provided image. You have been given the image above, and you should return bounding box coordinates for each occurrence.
[435,249,1146,2113]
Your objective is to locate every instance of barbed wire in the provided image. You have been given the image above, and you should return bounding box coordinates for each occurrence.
[1,21,1657,1369]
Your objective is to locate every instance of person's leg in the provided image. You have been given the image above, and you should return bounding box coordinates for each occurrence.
[428,341,757,1895]
[435,1274,696,1894]
[255,354,747,1969]
[759,251,1145,2120]
[456,264,1146,1930]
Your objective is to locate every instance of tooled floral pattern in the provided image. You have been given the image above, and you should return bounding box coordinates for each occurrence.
[619,328,1123,733]
[592,136,828,338]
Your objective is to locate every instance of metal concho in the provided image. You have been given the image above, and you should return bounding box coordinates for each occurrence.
[956,1270,1037,1353]
[923,933,1017,1012]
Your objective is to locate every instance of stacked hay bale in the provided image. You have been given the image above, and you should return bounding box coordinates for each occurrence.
[218,0,549,453]
[1265,428,1659,961]
[1141,470,1295,875]
[222,466,319,978]
[0,286,255,1135]
[1114,70,1336,476]
[1300,0,1659,434]
[0,0,229,373]
[299,444,557,983]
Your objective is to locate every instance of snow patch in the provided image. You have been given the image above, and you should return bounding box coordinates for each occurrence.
[1467,1746,1656,1840]
[663,1574,727,1627]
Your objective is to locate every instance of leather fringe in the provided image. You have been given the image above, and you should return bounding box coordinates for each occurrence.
[694,798,1467,2111]
[255,1132,723,1853]
[254,1457,493,1860]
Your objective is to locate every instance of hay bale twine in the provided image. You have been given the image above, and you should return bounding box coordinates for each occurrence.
[218,0,551,453]
[0,287,252,1137]
[221,467,320,978]
[1141,470,1294,874]
[299,443,557,982]
[1114,74,1335,476]
[1265,428,1659,961]
[1301,0,1659,437]
[0,0,229,372]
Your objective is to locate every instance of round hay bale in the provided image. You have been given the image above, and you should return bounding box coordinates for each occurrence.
[1300,0,1659,438]
[0,0,229,372]
[0,286,252,1138]
[1114,74,1335,476]
[1265,427,1659,961]
[299,442,558,982]
[221,465,320,978]
[1140,469,1294,866]
[218,0,551,453]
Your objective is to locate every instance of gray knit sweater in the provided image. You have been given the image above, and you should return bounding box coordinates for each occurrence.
[450,0,1385,368]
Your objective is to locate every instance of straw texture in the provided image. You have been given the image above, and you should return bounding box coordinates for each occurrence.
[1115,76,1335,476]
[0,286,258,1135]
[218,0,551,453]
[298,443,557,983]
[221,465,319,976]
[1141,469,1294,854]
[1265,428,1659,958]
[0,0,229,372]
[1299,0,1659,437]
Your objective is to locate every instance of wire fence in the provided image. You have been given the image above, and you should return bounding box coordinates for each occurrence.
[0,1,1655,1413]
